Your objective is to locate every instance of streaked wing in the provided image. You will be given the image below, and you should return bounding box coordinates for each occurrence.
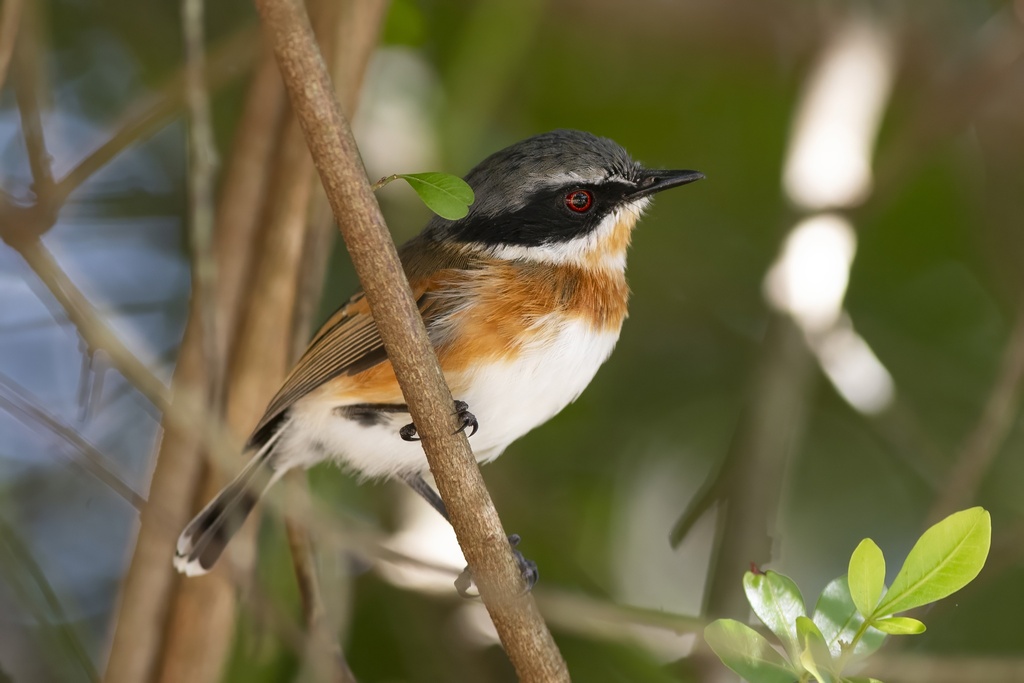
[246,238,478,448]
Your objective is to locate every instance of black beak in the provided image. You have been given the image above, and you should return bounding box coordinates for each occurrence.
[627,169,705,199]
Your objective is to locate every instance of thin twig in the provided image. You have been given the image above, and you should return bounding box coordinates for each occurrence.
[284,480,359,683]
[51,26,258,209]
[14,239,175,412]
[251,0,570,679]
[182,0,221,405]
[0,372,145,510]
[702,316,815,622]
[927,302,1024,523]
[0,516,100,683]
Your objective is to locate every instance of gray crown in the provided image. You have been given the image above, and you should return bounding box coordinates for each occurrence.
[454,129,641,219]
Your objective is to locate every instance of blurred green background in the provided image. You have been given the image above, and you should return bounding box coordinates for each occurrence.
[2,0,1023,681]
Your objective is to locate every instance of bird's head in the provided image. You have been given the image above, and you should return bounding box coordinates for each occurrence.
[426,129,703,270]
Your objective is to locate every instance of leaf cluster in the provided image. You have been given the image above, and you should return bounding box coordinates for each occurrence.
[704,508,991,683]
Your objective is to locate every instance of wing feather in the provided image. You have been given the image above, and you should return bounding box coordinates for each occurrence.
[246,239,480,447]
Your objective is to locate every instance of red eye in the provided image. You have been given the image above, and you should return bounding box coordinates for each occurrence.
[565,189,593,213]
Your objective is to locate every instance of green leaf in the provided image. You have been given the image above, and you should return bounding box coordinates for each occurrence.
[845,678,885,683]
[872,616,926,635]
[704,619,798,683]
[744,570,806,665]
[876,507,991,616]
[812,577,885,660]
[796,617,836,683]
[848,539,885,618]
[399,172,475,220]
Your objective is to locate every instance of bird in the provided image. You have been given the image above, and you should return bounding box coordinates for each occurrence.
[174,129,703,590]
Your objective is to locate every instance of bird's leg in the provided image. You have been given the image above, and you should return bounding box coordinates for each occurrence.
[401,471,448,519]
[454,533,538,598]
[401,472,538,597]
[399,400,478,441]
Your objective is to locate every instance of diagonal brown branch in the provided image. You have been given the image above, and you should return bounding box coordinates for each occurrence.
[251,0,571,679]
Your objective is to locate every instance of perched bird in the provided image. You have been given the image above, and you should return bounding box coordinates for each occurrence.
[174,129,703,589]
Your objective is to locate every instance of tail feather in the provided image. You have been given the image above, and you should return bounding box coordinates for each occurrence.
[173,423,289,576]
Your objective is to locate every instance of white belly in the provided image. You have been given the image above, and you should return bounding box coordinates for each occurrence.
[277,317,620,479]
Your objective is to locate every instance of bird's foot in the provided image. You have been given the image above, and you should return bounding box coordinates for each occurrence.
[453,400,479,437]
[400,400,478,442]
[455,534,538,598]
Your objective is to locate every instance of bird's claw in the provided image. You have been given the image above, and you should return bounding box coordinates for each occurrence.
[400,400,479,441]
[455,533,538,598]
[399,423,419,441]
[454,400,479,437]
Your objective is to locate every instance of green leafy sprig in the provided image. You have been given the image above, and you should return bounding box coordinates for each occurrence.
[705,507,991,683]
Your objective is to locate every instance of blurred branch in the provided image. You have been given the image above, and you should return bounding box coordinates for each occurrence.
[0,299,180,333]
[11,22,55,211]
[0,25,260,419]
[51,26,257,209]
[155,0,386,679]
[0,27,256,241]
[0,516,99,683]
[0,372,145,510]
[927,302,1024,523]
[160,79,320,682]
[149,59,310,683]
[862,653,1024,683]
[5,48,284,680]
[104,43,284,683]
[182,0,221,403]
[860,10,1024,219]
[701,317,814,623]
[669,448,728,548]
[0,0,22,93]
[535,588,704,641]
[280,4,386,681]
[11,239,175,414]
[284,480,358,683]
[251,0,571,679]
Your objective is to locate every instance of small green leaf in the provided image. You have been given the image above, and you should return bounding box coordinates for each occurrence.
[797,617,836,683]
[876,507,990,616]
[812,577,885,660]
[704,619,798,683]
[848,539,885,618]
[399,172,475,220]
[845,678,885,683]
[872,616,926,635]
[744,570,806,664]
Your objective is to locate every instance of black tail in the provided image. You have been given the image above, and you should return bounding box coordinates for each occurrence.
[173,424,287,576]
